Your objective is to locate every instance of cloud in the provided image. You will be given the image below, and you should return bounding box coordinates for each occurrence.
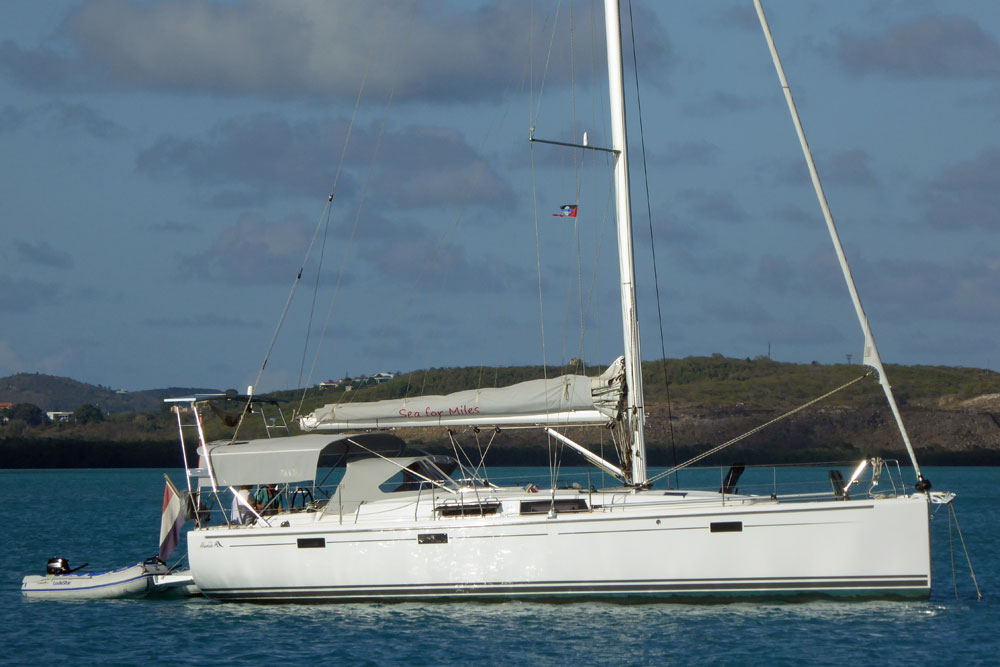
[964,86,1000,119]
[178,213,314,285]
[650,217,705,249]
[702,297,774,327]
[371,125,514,210]
[760,157,812,189]
[770,204,816,227]
[712,6,761,32]
[751,317,845,347]
[13,240,75,269]
[137,115,514,211]
[0,101,121,139]
[754,249,1000,325]
[916,148,1000,231]
[0,40,84,92]
[661,141,719,168]
[151,220,200,234]
[136,114,344,199]
[45,101,121,139]
[682,92,761,119]
[1,1,672,103]
[822,149,879,188]
[868,256,1000,324]
[671,247,751,277]
[834,14,1000,79]
[141,315,261,328]
[678,188,746,224]
[353,215,523,295]
[0,277,60,312]
[753,252,844,299]
[0,340,25,375]
[0,105,29,132]
[700,297,845,350]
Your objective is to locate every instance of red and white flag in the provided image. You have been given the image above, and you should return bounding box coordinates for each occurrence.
[158,475,186,562]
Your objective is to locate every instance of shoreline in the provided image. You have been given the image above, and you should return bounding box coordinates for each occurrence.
[2,437,998,468]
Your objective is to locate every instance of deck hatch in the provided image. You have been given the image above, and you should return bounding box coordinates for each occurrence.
[297,537,326,548]
[418,533,448,544]
[435,502,502,517]
[520,499,589,514]
[710,521,743,533]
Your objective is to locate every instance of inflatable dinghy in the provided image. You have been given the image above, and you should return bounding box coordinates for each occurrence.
[22,557,169,600]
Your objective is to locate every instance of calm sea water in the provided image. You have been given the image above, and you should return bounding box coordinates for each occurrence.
[1,466,996,666]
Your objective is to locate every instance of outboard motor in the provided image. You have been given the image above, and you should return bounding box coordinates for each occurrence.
[46,557,71,575]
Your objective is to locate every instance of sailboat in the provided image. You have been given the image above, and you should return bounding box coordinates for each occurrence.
[167,0,951,601]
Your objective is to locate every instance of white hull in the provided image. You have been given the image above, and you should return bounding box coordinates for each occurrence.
[152,570,202,597]
[22,560,168,600]
[188,491,931,602]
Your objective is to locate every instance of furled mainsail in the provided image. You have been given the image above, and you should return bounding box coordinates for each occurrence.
[300,357,626,431]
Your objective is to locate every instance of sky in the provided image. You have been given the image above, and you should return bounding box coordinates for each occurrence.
[1,0,999,393]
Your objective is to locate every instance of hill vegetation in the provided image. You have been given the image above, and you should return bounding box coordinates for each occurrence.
[2,357,999,467]
[0,372,217,413]
[283,355,1000,415]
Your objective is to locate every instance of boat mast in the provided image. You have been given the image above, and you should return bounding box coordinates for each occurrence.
[754,0,928,489]
[604,0,647,485]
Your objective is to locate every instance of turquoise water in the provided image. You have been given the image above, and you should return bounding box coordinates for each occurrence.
[1,467,997,665]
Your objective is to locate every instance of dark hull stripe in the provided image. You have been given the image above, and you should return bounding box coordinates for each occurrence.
[201,576,930,602]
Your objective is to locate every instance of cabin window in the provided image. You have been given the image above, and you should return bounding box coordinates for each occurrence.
[710,521,742,533]
[434,502,502,517]
[297,537,326,548]
[520,499,589,514]
[379,460,456,493]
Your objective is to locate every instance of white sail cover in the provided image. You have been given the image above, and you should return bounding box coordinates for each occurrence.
[196,433,406,487]
[300,357,626,431]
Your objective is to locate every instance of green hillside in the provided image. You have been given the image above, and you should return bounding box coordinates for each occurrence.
[0,373,218,413]
[284,356,1000,417]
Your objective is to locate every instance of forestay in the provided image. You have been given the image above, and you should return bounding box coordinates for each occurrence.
[300,357,626,431]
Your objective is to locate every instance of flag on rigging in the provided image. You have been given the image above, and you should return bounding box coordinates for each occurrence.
[552,204,578,218]
[158,474,186,562]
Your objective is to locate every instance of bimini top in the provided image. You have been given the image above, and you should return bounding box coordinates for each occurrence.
[299,357,626,431]
[196,432,405,488]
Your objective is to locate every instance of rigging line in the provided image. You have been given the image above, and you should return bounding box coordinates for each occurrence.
[647,372,871,485]
[297,202,333,390]
[530,124,557,490]
[568,2,586,370]
[231,197,333,443]
[447,430,490,492]
[949,503,983,600]
[471,428,499,483]
[581,169,615,354]
[447,430,472,481]
[583,1,613,378]
[551,2,583,372]
[532,0,564,129]
[343,438,457,495]
[627,0,678,483]
[948,505,958,600]
[297,1,386,409]
[392,66,526,394]
[300,0,418,415]
[410,54,526,294]
[755,0,924,484]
